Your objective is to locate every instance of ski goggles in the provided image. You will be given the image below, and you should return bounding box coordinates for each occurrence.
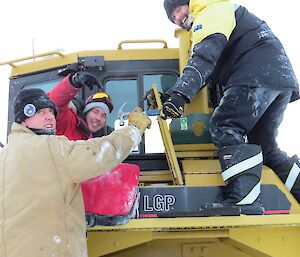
[85,92,113,112]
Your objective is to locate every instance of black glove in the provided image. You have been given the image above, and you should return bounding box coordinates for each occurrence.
[144,89,168,109]
[162,92,187,119]
[70,71,102,90]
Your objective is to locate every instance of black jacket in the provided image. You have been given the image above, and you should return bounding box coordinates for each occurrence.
[169,6,299,103]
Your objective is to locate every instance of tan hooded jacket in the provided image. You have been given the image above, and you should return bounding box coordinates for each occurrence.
[0,123,141,257]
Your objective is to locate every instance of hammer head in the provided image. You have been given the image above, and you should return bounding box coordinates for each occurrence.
[117,102,129,126]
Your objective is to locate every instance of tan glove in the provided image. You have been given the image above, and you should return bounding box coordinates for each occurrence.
[128,107,152,134]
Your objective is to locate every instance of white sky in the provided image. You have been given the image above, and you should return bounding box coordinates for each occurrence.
[0,0,299,156]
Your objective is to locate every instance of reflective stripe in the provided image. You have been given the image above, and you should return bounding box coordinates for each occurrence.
[222,152,263,182]
[285,163,300,191]
[185,65,204,86]
[237,181,261,205]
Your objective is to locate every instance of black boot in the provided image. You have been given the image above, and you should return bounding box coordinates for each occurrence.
[274,155,300,203]
[200,144,265,215]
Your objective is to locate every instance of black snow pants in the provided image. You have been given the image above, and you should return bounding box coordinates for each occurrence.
[210,86,300,202]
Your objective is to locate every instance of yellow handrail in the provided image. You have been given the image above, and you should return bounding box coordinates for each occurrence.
[152,84,184,185]
[118,39,168,50]
[0,51,65,68]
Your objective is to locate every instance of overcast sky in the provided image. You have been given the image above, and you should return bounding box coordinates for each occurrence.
[0,0,299,156]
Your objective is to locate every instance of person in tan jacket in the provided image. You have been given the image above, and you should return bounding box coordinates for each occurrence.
[0,88,151,257]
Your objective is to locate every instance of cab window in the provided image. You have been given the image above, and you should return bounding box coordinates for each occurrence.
[105,79,138,129]
[25,79,62,92]
[105,74,177,154]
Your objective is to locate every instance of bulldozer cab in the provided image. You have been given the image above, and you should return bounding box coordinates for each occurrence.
[2,30,300,257]
[4,41,178,154]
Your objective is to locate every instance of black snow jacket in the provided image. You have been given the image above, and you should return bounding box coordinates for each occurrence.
[169,5,300,103]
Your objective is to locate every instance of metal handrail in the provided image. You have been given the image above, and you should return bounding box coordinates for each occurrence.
[0,51,65,68]
[152,84,184,185]
[117,39,168,50]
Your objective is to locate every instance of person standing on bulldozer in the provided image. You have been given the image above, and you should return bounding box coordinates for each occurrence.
[157,0,300,214]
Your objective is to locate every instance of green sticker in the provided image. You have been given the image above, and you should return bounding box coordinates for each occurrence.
[180,117,188,130]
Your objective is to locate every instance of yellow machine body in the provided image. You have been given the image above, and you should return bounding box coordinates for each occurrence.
[2,31,300,257]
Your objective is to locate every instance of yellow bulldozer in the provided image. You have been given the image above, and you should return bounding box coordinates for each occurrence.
[1,29,300,257]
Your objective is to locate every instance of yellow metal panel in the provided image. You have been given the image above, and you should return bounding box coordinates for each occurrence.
[174,28,211,115]
[175,150,216,158]
[87,227,300,257]
[183,242,253,257]
[87,231,153,257]
[175,28,190,74]
[93,239,190,257]
[185,174,224,186]
[182,159,223,185]
[185,88,211,115]
[174,144,216,151]
[7,48,179,77]
[223,226,300,257]
[88,214,300,232]
[139,170,173,183]
[153,230,229,240]
[182,159,221,174]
